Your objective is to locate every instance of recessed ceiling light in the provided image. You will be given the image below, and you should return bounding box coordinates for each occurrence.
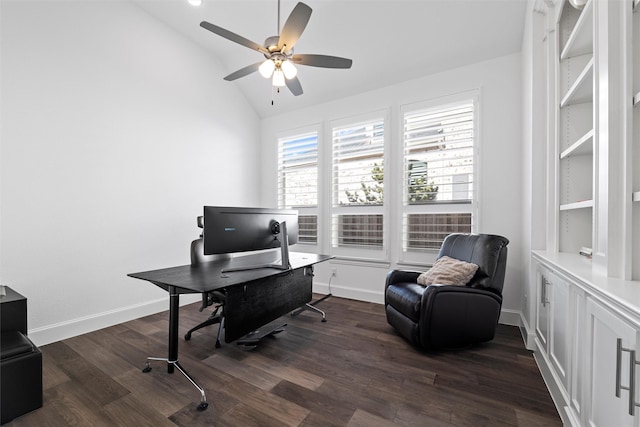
[188,0,202,6]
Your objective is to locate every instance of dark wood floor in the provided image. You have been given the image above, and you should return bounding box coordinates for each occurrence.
[7,295,561,426]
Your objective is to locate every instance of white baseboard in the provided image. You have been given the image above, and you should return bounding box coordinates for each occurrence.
[28,294,200,347]
[313,282,384,304]
[498,308,521,327]
[533,346,572,427]
[518,314,537,350]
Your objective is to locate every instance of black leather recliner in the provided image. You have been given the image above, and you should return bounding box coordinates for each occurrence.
[384,233,509,350]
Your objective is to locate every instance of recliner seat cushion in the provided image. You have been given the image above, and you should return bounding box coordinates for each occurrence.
[385,282,424,322]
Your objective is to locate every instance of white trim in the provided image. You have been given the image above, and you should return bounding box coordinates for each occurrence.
[498,308,522,327]
[28,294,200,346]
[312,281,384,304]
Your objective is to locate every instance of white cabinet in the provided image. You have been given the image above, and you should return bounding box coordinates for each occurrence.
[533,251,640,427]
[535,265,576,419]
[585,298,639,427]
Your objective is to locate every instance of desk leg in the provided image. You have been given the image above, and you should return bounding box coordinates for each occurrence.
[142,285,208,411]
[290,266,329,322]
[168,286,178,373]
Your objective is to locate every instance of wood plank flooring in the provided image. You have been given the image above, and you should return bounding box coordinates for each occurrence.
[6,295,561,426]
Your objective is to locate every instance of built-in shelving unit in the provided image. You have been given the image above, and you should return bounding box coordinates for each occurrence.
[557,0,594,255]
[531,1,640,421]
[633,0,640,279]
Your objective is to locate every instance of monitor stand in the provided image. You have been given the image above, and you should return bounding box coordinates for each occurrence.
[222,221,291,273]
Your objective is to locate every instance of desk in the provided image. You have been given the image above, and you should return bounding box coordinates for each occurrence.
[128,251,332,410]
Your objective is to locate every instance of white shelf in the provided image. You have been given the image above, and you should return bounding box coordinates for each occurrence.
[560,129,594,159]
[560,57,594,107]
[560,200,594,211]
[634,90,640,106]
[633,192,640,202]
[560,0,594,60]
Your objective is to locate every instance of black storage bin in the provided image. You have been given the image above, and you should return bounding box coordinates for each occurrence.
[1,330,43,424]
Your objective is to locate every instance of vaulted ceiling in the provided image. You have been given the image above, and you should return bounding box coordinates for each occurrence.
[132,0,528,118]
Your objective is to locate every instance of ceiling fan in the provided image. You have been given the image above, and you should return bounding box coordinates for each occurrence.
[200,1,353,96]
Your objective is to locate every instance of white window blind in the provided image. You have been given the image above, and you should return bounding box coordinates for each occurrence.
[332,119,385,207]
[331,117,385,250]
[402,99,475,253]
[278,131,318,244]
[404,101,474,203]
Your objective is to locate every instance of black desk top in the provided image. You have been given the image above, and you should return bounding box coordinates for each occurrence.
[128,251,332,294]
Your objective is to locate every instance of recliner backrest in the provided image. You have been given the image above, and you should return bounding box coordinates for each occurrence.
[437,233,509,294]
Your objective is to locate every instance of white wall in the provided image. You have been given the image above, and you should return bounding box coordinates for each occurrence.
[0,1,261,345]
[260,53,524,323]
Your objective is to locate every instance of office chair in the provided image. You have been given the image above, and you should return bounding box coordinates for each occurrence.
[184,216,229,348]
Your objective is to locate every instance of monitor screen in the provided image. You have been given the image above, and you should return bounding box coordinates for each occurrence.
[203,206,298,255]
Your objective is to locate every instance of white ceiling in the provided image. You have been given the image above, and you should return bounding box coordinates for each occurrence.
[131,0,528,118]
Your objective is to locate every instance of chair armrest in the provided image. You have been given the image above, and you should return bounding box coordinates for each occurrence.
[199,290,226,312]
[419,285,502,348]
[385,270,421,288]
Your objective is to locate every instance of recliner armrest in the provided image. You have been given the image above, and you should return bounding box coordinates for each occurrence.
[385,270,421,288]
[419,284,503,349]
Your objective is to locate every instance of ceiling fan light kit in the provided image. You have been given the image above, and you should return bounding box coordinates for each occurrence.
[200,1,352,98]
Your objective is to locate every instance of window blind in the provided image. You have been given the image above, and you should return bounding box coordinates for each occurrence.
[278,131,318,244]
[331,117,385,249]
[332,119,385,206]
[403,213,472,251]
[404,101,474,203]
[401,99,475,253]
[278,132,318,208]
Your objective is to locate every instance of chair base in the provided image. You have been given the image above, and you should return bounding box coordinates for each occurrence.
[184,305,224,348]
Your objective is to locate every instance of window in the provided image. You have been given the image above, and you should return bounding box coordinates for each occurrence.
[277,130,318,244]
[331,115,386,253]
[402,98,476,255]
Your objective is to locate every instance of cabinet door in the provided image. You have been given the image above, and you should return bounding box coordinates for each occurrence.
[536,271,551,350]
[586,298,638,427]
[549,272,571,392]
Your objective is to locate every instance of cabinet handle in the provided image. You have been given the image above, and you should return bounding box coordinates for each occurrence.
[540,277,550,307]
[616,338,640,416]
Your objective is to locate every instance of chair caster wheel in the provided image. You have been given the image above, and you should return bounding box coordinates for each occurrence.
[321,318,327,322]
[185,332,192,341]
[142,364,152,373]
[215,340,221,349]
[197,402,208,411]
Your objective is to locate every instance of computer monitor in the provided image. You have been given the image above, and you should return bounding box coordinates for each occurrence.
[203,206,298,271]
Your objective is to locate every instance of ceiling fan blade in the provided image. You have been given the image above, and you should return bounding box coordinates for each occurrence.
[286,76,303,96]
[200,21,268,54]
[224,62,262,81]
[278,2,312,52]
[291,54,353,69]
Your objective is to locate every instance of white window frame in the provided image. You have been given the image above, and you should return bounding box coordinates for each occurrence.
[328,110,389,261]
[277,124,322,252]
[398,91,479,266]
